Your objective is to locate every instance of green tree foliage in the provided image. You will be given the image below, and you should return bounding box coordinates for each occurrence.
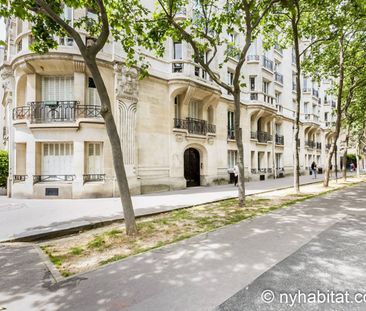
[0,150,8,188]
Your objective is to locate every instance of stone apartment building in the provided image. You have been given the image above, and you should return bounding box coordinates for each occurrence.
[0,5,339,199]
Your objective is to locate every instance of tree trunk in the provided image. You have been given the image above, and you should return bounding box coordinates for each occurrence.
[292,12,301,193]
[233,91,246,207]
[324,36,345,187]
[356,141,360,178]
[85,57,137,236]
[342,132,349,181]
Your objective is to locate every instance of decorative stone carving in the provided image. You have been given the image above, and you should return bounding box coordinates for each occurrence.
[175,133,184,142]
[1,66,13,92]
[73,60,85,73]
[114,63,139,102]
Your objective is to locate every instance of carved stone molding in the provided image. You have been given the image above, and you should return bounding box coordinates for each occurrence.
[73,60,85,73]
[114,63,139,102]
[1,66,14,93]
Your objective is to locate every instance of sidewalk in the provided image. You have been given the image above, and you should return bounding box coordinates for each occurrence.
[0,173,337,242]
[1,180,365,311]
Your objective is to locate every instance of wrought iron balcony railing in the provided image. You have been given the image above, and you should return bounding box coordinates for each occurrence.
[262,56,274,71]
[83,174,106,183]
[13,101,102,123]
[13,175,27,182]
[33,174,75,184]
[305,140,316,148]
[247,55,260,62]
[251,131,272,143]
[173,118,216,135]
[274,72,284,84]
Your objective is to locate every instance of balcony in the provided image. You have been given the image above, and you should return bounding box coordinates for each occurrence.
[173,118,216,136]
[13,101,102,124]
[303,87,312,93]
[274,43,283,56]
[172,62,184,73]
[246,55,260,62]
[251,131,272,143]
[303,113,319,123]
[305,140,315,148]
[262,56,274,71]
[274,72,284,84]
[275,134,284,145]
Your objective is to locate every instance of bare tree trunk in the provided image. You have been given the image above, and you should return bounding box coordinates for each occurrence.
[234,91,245,207]
[86,57,137,236]
[292,10,301,193]
[324,36,345,187]
[356,140,361,178]
[342,130,349,181]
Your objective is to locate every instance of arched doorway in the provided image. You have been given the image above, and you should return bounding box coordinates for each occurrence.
[184,148,200,187]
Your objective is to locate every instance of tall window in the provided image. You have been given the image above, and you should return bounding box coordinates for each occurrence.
[173,41,182,59]
[275,92,281,105]
[174,96,180,119]
[42,143,73,175]
[228,111,234,130]
[88,77,101,106]
[228,150,238,168]
[227,71,234,85]
[42,76,74,101]
[262,80,270,94]
[87,142,103,174]
[189,100,200,118]
[59,5,73,46]
[250,76,256,91]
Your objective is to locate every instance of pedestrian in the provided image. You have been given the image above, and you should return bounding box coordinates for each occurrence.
[311,161,317,179]
[350,162,355,172]
[233,164,239,186]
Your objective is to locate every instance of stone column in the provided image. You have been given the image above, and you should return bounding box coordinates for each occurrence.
[72,141,84,198]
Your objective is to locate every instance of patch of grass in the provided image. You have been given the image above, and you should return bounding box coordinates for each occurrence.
[42,246,65,268]
[106,229,123,237]
[70,247,84,256]
[87,236,106,250]
[99,254,128,265]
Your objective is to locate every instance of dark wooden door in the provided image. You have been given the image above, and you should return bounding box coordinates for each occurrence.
[184,148,200,187]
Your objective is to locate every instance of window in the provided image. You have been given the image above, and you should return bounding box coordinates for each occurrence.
[248,40,257,55]
[59,37,73,47]
[87,142,103,174]
[42,143,73,175]
[173,41,182,59]
[275,153,282,169]
[42,76,74,101]
[275,92,281,105]
[325,112,329,121]
[228,150,238,169]
[189,100,200,118]
[263,80,270,94]
[62,5,73,24]
[228,111,234,130]
[174,96,180,119]
[250,77,256,91]
[88,77,101,106]
[227,71,234,85]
